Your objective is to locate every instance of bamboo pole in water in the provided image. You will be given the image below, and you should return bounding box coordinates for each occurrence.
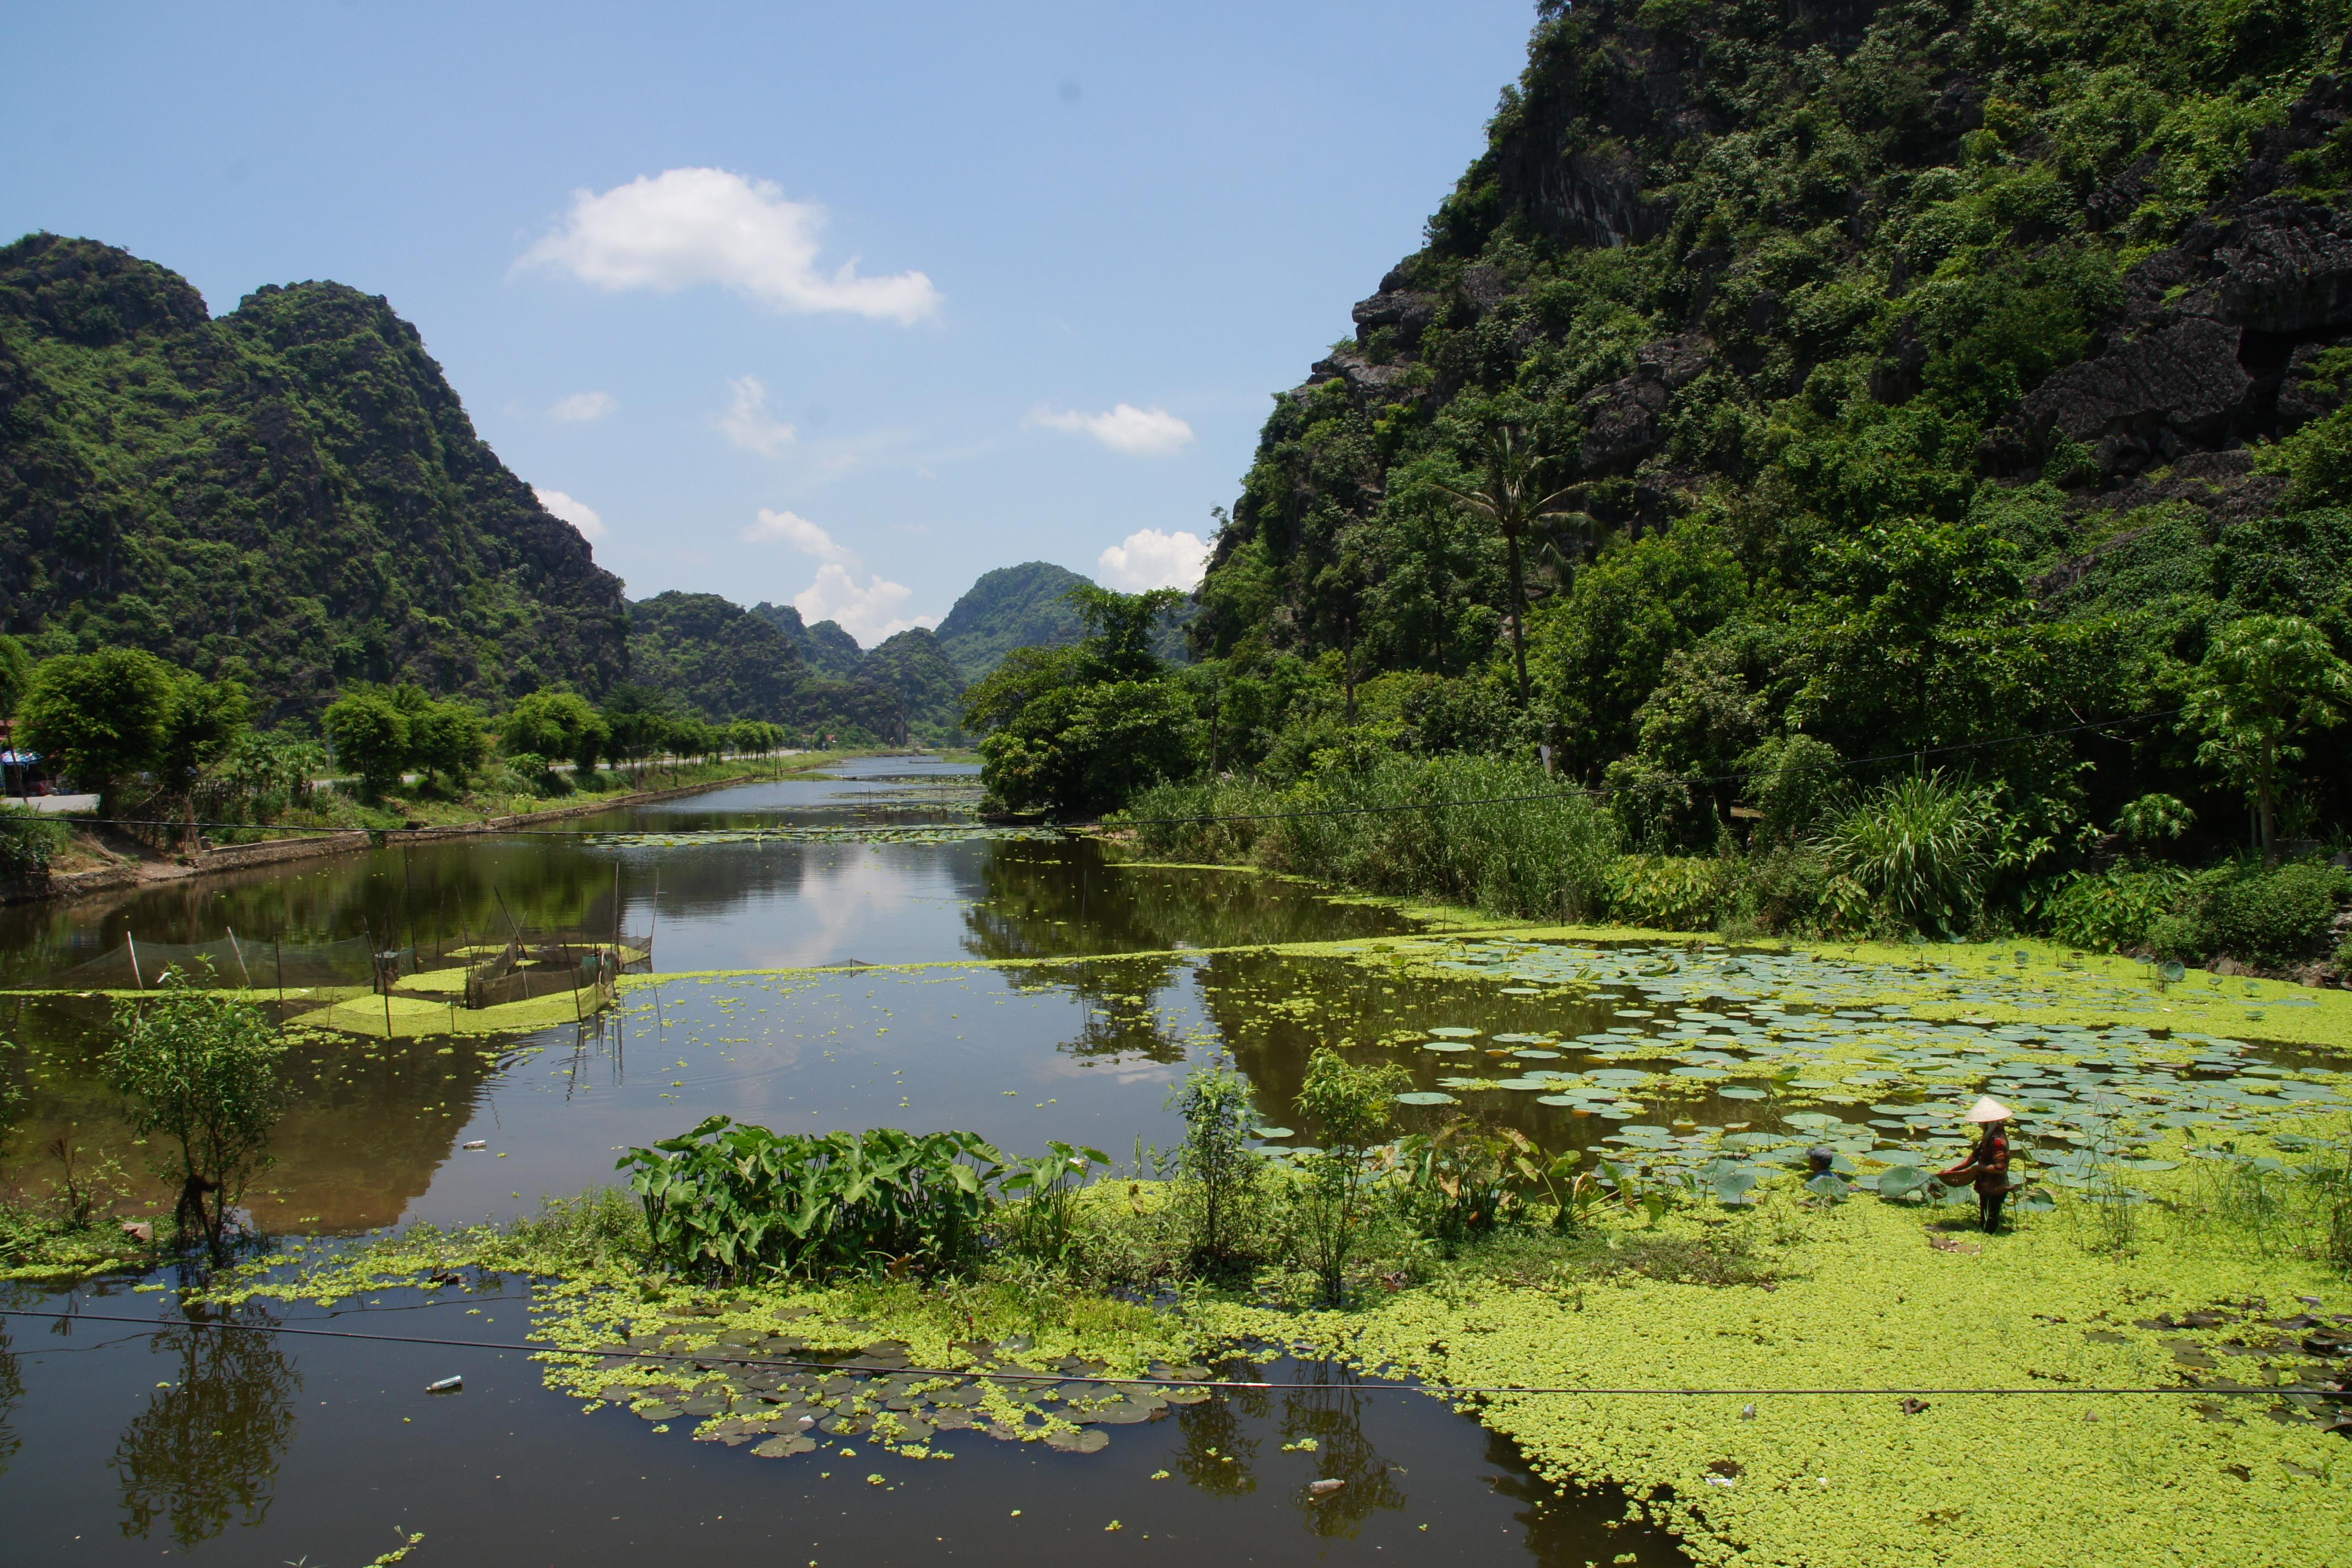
[225,926,253,990]
[125,932,144,991]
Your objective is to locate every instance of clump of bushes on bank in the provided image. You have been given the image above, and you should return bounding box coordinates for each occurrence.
[0,806,68,881]
[608,1058,1770,1308]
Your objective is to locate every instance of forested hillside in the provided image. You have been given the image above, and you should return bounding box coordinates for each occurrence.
[625,592,908,741]
[750,601,870,679]
[0,234,628,719]
[935,562,1093,679]
[1192,0,2352,851]
[861,628,968,741]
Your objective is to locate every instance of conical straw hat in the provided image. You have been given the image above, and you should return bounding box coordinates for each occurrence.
[1966,1096,2012,1123]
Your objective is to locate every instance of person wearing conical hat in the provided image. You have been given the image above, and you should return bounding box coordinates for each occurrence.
[1938,1097,2013,1233]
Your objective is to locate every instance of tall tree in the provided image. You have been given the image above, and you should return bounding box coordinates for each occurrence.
[2185,615,2352,859]
[17,649,179,816]
[1433,426,1576,706]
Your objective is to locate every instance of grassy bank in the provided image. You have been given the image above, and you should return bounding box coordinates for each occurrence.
[233,750,868,836]
[1112,759,2352,987]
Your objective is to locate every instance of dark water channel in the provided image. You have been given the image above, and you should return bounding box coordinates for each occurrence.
[0,759,1692,1567]
[0,1286,1683,1568]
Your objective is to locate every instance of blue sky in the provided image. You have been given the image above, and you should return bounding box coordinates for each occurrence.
[3,1,1536,643]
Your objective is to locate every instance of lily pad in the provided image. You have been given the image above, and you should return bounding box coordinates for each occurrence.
[751,1434,819,1458]
[1394,1091,1460,1106]
[1250,1126,1295,1139]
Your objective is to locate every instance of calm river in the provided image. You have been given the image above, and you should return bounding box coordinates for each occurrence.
[0,759,1688,1567]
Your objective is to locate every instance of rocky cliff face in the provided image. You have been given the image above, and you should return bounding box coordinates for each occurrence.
[1196,1,2352,694]
[0,234,627,716]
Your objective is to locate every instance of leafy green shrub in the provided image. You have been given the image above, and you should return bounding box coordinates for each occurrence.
[0,805,67,880]
[1169,1062,1263,1277]
[498,753,565,797]
[1289,1048,1411,1305]
[1728,845,1830,934]
[2114,793,2194,843]
[1606,854,1732,929]
[1738,733,1844,843]
[618,1116,1002,1283]
[105,966,286,1257]
[1816,771,1996,935]
[2155,859,2350,966]
[2040,864,2193,952]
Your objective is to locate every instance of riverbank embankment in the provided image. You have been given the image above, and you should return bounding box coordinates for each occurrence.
[0,753,891,908]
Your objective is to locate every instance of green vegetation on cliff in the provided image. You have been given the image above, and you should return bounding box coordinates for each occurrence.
[626,592,907,742]
[934,561,1093,679]
[0,234,627,719]
[1184,0,2352,861]
[861,627,968,741]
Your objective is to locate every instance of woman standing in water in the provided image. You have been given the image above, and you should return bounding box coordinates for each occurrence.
[1940,1097,2014,1233]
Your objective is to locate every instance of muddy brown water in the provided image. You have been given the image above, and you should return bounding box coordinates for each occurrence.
[0,759,1695,1564]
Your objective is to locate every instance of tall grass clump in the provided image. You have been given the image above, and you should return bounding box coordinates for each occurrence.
[2162,1125,2352,1274]
[1117,756,1614,921]
[1815,770,1996,935]
[1271,755,1615,920]
[1117,776,1283,863]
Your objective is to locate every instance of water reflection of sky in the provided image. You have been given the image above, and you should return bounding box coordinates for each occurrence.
[0,765,1417,1231]
[0,759,1681,1565]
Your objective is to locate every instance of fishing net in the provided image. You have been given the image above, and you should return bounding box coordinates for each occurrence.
[30,934,385,991]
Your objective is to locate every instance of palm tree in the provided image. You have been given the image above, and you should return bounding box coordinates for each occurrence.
[1432,426,1578,707]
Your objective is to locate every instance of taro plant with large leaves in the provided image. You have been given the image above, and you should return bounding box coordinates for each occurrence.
[619,1116,1003,1283]
[1391,1119,1533,1250]
[997,1140,1112,1272]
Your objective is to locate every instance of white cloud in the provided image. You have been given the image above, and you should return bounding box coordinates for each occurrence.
[740,507,854,565]
[718,375,797,455]
[1028,403,1195,456]
[548,390,617,422]
[793,563,934,644]
[1098,527,1209,591]
[532,486,608,540]
[517,167,942,324]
